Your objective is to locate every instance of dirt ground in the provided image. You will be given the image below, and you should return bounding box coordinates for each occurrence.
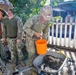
[6,63,31,75]
[3,50,76,75]
[6,63,16,75]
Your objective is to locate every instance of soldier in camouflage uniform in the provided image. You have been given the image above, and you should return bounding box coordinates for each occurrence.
[2,9,25,69]
[23,5,52,75]
[0,9,8,75]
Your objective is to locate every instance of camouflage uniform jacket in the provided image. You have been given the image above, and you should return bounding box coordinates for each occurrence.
[23,15,50,40]
[2,15,23,39]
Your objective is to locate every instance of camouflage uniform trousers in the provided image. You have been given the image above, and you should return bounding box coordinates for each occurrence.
[24,37,37,75]
[0,40,7,73]
[0,58,6,75]
[0,40,7,61]
[7,38,25,67]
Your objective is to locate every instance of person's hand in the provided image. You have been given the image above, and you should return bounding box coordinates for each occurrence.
[34,32,41,38]
[16,39,21,44]
[1,38,6,43]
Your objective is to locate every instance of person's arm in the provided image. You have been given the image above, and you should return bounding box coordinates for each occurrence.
[23,15,41,38]
[2,22,7,38]
[23,16,36,38]
[17,17,23,39]
[1,21,7,43]
[16,17,23,44]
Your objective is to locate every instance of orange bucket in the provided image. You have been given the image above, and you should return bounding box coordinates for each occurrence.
[35,39,47,55]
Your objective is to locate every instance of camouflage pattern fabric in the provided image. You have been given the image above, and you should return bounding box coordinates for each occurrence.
[2,16,25,67]
[0,40,6,74]
[23,15,50,75]
[0,40,7,60]
[7,38,24,65]
[23,15,50,66]
[0,58,6,73]
[2,16,23,39]
[23,15,49,40]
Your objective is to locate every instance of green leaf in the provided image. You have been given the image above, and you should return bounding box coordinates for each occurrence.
[49,22,53,26]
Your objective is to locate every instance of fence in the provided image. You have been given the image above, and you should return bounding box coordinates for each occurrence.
[48,17,76,50]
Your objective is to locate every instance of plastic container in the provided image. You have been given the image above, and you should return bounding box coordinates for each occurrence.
[35,39,47,55]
